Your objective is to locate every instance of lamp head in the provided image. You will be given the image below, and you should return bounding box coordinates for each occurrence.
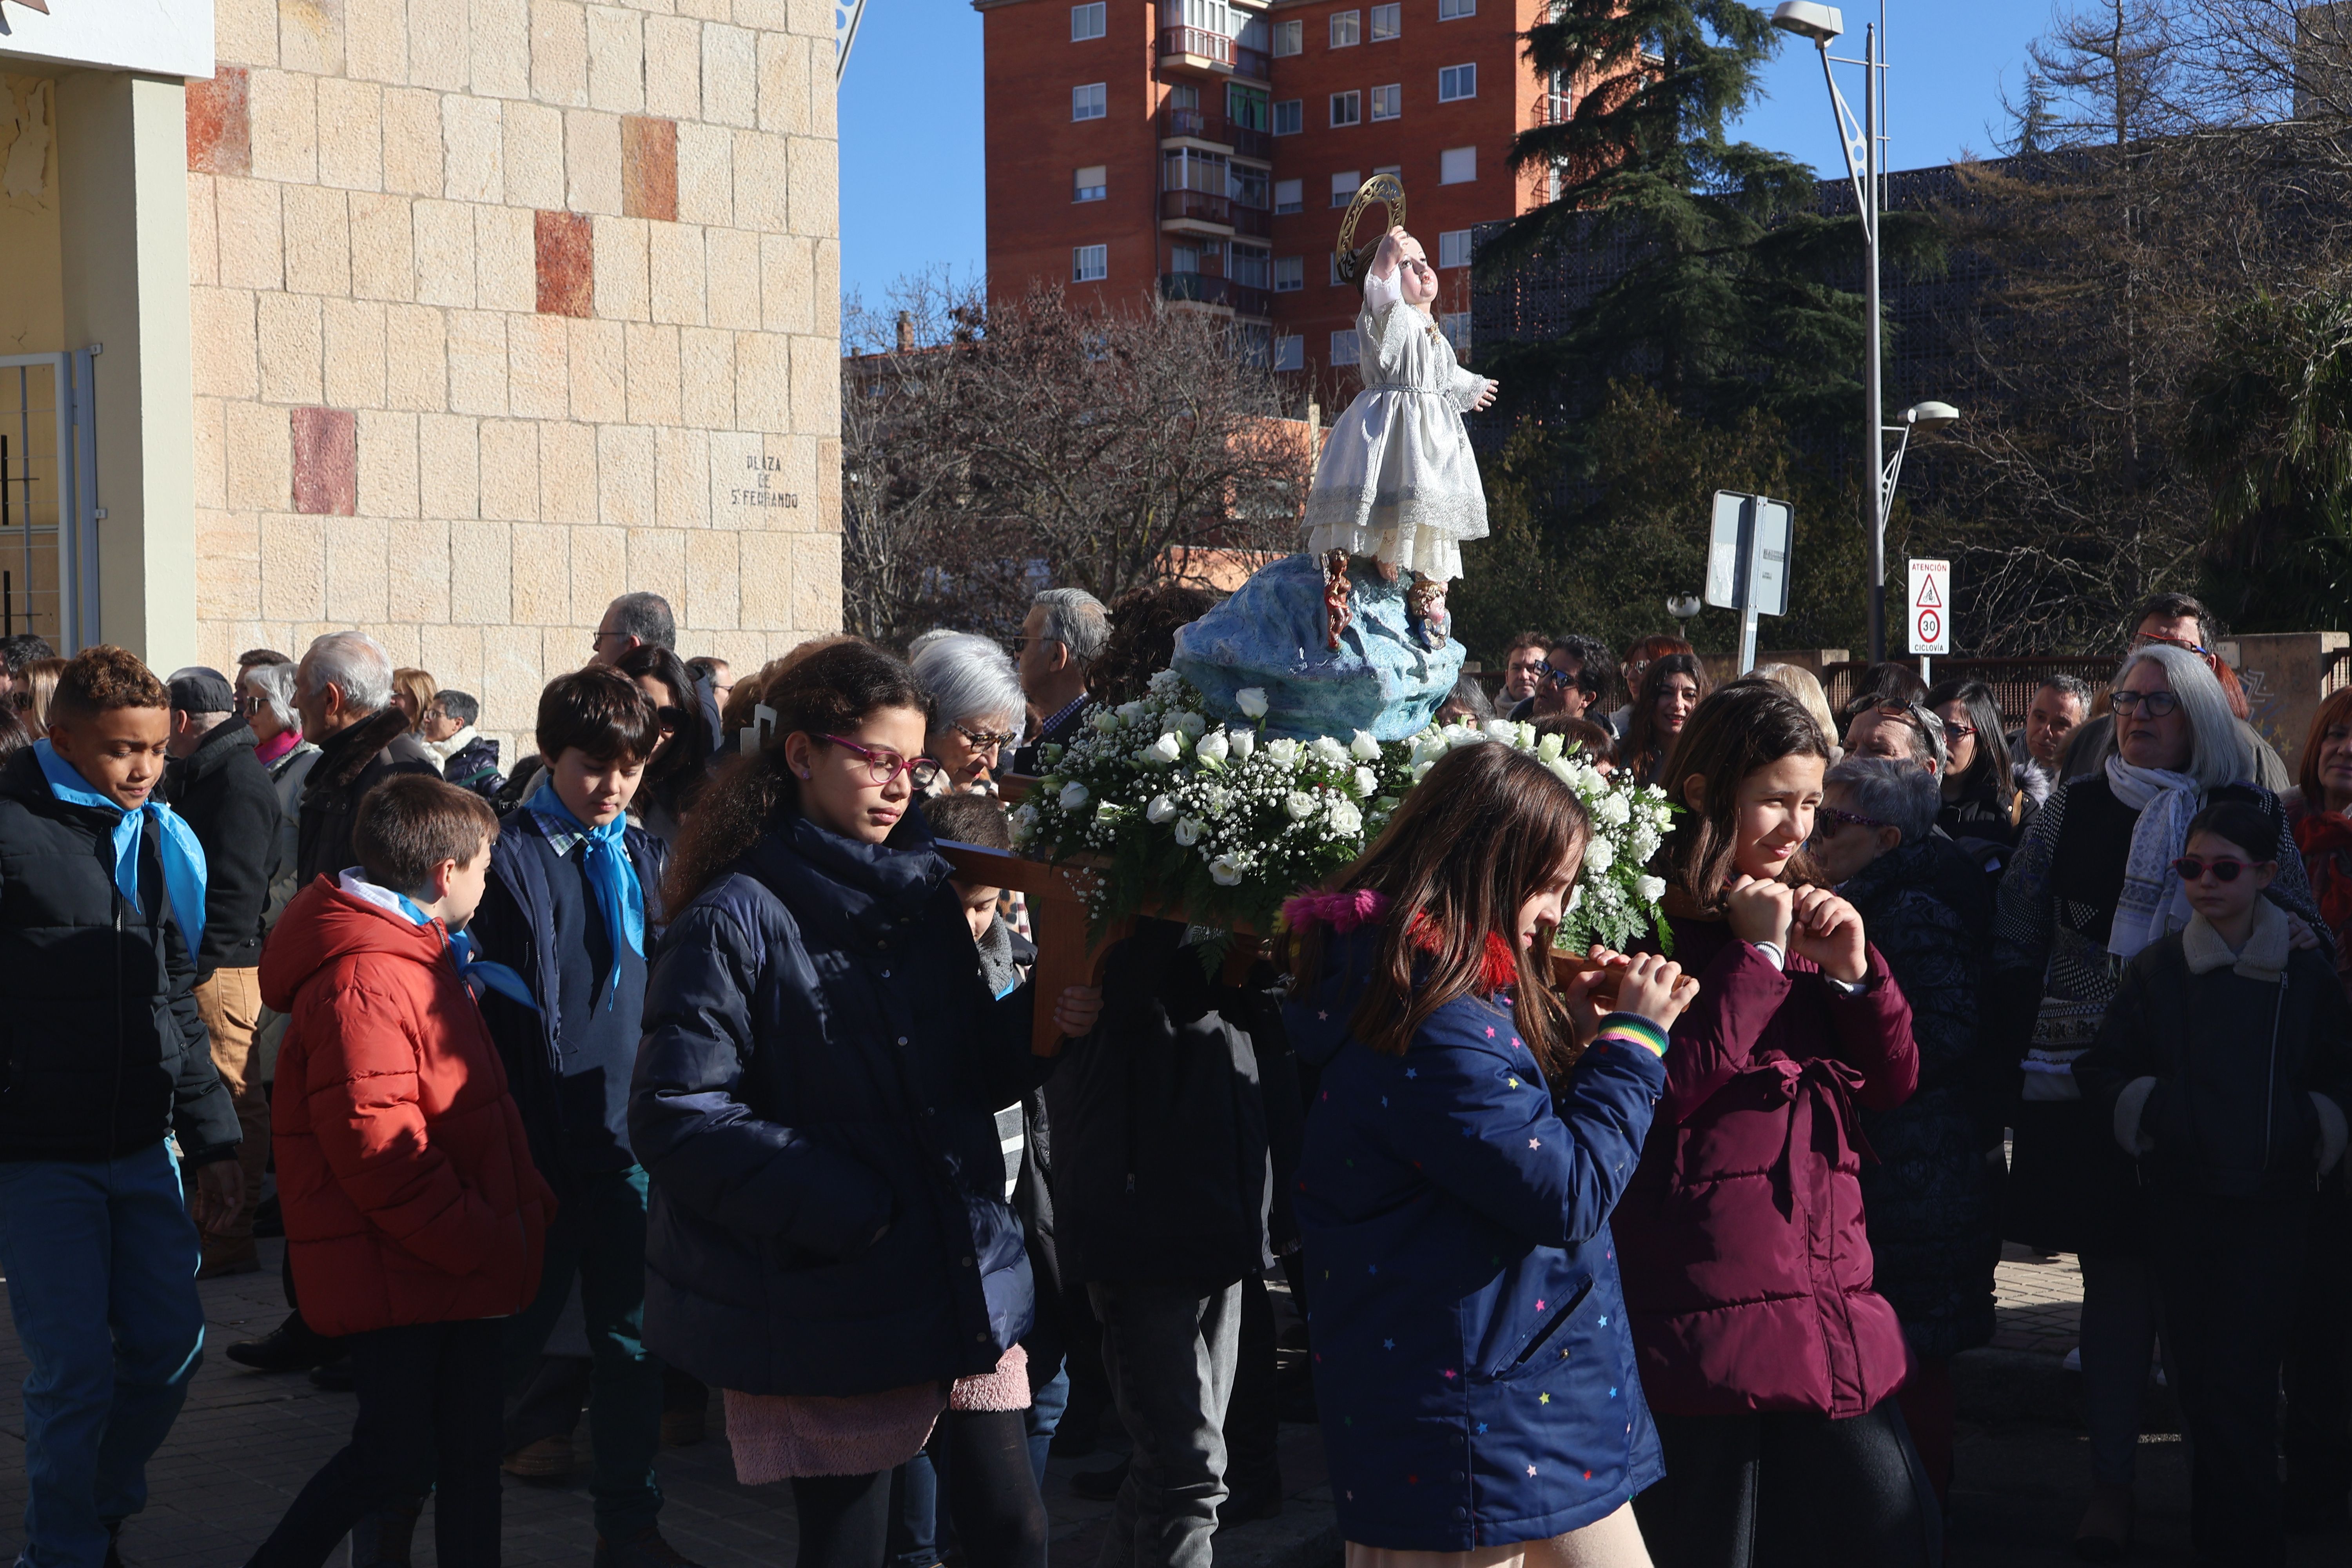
[1902,400,1961,431]
[1770,1,1843,42]
[1667,594,1703,621]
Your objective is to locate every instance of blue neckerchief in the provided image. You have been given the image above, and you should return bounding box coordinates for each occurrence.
[339,871,541,1014]
[35,739,207,948]
[524,779,646,1009]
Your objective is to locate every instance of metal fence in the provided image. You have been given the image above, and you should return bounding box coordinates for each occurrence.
[1820,656,2119,728]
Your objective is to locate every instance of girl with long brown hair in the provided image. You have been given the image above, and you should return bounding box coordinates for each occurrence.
[629,639,1097,1568]
[1621,653,1708,788]
[1286,740,1695,1567]
[1615,680,1934,1568]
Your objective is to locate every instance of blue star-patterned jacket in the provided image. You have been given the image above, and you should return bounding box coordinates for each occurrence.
[1287,926,1668,1551]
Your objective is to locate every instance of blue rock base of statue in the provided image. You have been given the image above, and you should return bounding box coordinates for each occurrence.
[1171,553,1464,742]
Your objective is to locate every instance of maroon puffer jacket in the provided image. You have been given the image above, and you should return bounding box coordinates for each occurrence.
[1619,915,1918,1418]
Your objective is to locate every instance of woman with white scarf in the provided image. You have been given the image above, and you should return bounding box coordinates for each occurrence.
[1991,642,2322,1560]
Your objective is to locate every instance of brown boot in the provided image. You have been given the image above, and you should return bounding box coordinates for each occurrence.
[2072,1481,2133,1563]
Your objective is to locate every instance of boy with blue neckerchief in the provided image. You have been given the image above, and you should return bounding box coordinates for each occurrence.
[467,666,683,1568]
[0,644,241,1568]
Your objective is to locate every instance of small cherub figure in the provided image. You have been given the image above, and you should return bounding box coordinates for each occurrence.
[1302,226,1498,649]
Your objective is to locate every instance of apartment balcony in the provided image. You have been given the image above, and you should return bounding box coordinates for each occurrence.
[1229,202,1270,238]
[1532,91,1574,126]
[1158,25,1233,72]
[1158,105,1274,162]
[1161,189,1236,232]
[1232,44,1270,82]
[1160,274,1272,318]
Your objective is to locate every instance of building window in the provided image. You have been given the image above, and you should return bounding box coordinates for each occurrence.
[1237,323,1273,362]
[1370,3,1400,39]
[1439,63,1476,100]
[1230,243,1270,289]
[1073,82,1107,120]
[1275,335,1304,371]
[1441,311,1470,356]
[1164,146,1229,194]
[1330,9,1359,47]
[1075,165,1108,201]
[1228,82,1270,129]
[1229,163,1269,209]
[1331,169,1361,206]
[1331,91,1361,127]
[1237,15,1269,53]
[1273,98,1303,135]
[1074,245,1108,282]
[1440,145,1475,183]
[1170,242,1201,273]
[1273,255,1305,291]
[1176,0,1230,34]
[1374,162,1400,176]
[1438,228,1472,267]
[1438,0,1474,16]
[1274,178,1303,213]
[1369,83,1401,120]
[1071,2,1105,40]
[1274,18,1303,54]
[1331,329,1361,366]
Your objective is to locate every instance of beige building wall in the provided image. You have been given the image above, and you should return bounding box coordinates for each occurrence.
[187,0,842,753]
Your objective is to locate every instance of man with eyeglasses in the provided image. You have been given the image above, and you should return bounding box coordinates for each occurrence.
[2053,594,2290,790]
[1010,587,1111,777]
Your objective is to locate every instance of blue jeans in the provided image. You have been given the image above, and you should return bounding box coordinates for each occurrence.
[1026,1363,1070,1487]
[0,1142,206,1568]
[503,1165,663,1538]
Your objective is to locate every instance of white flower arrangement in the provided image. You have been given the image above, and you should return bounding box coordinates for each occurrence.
[1014,678,1675,952]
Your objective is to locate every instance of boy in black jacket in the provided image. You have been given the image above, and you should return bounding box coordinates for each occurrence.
[0,646,242,1567]
[2080,793,2352,1565]
[468,668,683,1568]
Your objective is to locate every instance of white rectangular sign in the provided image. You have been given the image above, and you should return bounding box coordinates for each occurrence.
[1907,559,1951,655]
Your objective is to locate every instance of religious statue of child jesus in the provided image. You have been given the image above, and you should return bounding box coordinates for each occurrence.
[1301,225,1499,646]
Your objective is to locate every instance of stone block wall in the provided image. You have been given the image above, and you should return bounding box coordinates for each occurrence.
[183,0,840,754]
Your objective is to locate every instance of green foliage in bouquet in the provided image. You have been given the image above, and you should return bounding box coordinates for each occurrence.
[1010,669,1673,954]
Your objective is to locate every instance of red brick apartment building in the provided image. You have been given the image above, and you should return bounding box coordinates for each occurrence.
[975,0,1582,394]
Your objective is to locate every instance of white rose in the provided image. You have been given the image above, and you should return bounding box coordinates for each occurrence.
[1597,791,1632,827]
[1537,731,1564,762]
[1193,730,1229,766]
[1172,710,1205,739]
[1175,817,1205,847]
[1565,883,1584,914]
[1008,803,1039,841]
[1058,781,1089,810]
[1209,855,1244,886]
[1547,757,1576,786]
[1284,791,1318,821]
[1310,735,1350,769]
[1093,710,1122,732]
[1116,701,1146,724]
[1483,720,1517,744]
[1630,828,1661,861]
[1267,737,1300,766]
[1229,728,1256,760]
[1328,797,1363,835]
[1353,766,1379,799]
[1146,794,1178,824]
[1143,733,1183,765]
[1412,759,1435,782]
[1583,837,1615,874]
[1236,687,1270,719]
[1350,730,1382,760]
[1636,875,1667,904]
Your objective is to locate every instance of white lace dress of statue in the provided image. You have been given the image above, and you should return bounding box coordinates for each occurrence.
[1301,227,1498,584]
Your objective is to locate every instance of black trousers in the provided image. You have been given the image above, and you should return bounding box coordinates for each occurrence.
[249,1318,504,1568]
[2154,1192,2308,1566]
[791,1408,1046,1568]
[2285,1184,2352,1517]
[1632,1399,1940,1568]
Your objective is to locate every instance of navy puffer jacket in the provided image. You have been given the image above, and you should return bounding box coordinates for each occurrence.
[629,810,1040,1397]
[1287,924,1668,1552]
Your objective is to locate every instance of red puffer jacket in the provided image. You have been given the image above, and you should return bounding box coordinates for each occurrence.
[261,875,555,1338]
[1619,914,1918,1418]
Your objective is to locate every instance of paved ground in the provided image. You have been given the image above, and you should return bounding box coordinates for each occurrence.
[0,1240,2341,1567]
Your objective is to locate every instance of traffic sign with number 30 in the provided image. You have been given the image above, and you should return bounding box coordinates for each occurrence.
[1908,560,1950,656]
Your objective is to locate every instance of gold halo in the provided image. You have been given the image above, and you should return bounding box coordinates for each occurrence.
[1333,173,1407,286]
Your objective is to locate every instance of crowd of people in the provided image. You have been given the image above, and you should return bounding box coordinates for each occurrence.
[0,581,2346,1568]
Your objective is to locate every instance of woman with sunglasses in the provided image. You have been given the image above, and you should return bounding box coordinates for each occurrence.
[1989,642,2322,1559]
[2075,793,2352,1564]
[909,633,1026,797]
[1925,679,2043,861]
[613,644,712,846]
[1808,757,1999,1518]
[632,638,1101,1568]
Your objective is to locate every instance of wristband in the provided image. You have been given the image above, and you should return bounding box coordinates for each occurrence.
[1594,1012,1669,1059]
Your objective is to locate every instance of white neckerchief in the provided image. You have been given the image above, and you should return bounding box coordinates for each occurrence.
[2104,756,2202,960]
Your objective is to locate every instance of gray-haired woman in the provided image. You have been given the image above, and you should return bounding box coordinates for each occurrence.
[911,633,1027,797]
[1990,642,2323,1558]
[1813,755,1998,1515]
[239,659,321,926]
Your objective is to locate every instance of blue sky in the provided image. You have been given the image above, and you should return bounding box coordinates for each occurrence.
[837,0,2065,306]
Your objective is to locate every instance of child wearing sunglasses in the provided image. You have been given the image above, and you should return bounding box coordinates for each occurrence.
[2078,793,2352,1565]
